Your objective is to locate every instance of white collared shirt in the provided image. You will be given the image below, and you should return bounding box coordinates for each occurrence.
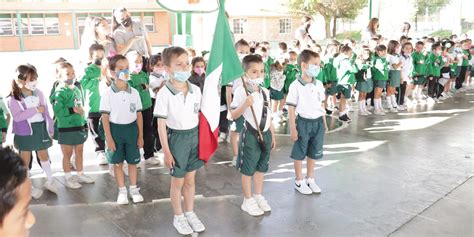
[154,81,201,130]
[99,83,142,124]
[230,86,272,132]
[286,77,326,119]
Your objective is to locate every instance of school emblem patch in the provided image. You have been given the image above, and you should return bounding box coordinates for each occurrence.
[194,103,199,114]
[130,103,136,113]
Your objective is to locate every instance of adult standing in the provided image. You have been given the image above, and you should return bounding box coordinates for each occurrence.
[80,17,117,60]
[294,16,313,49]
[401,22,411,37]
[361,18,379,44]
[112,7,153,71]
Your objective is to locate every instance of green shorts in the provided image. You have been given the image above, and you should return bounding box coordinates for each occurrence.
[230,116,244,133]
[237,124,272,176]
[168,126,203,178]
[388,70,401,87]
[270,88,284,100]
[327,81,338,95]
[58,126,88,145]
[14,122,52,151]
[336,84,352,99]
[374,80,387,88]
[106,122,141,165]
[290,116,325,160]
[355,79,373,93]
[413,75,426,85]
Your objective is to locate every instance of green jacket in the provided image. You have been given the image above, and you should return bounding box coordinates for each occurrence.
[371,55,389,81]
[129,71,152,110]
[283,63,300,93]
[323,57,337,82]
[336,56,358,85]
[412,52,427,76]
[80,64,101,115]
[0,96,8,132]
[51,85,86,129]
[462,49,472,66]
[263,57,274,89]
[426,52,443,77]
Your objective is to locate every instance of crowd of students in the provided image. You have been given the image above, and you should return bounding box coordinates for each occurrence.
[0,15,473,236]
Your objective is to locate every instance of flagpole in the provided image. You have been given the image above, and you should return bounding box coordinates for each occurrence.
[240,77,265,145]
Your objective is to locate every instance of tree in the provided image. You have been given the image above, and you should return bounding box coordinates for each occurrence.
[288,0,367,38]
[413,0,450,30]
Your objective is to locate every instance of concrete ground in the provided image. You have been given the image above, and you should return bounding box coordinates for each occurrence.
[17,91,474,237]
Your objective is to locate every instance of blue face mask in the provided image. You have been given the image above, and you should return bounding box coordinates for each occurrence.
[116,69,130,82]
[65,78,75,85]
[173,71,191,82]
[305,64,321,78]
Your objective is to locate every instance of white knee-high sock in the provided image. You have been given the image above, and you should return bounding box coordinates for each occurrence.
[391,95,398,107]
[359,101,365,111]
[40,160,53,182]
[374,98,381,110]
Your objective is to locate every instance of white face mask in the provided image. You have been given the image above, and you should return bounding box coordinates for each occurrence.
[25,80,38,91]
[247,77,264,90]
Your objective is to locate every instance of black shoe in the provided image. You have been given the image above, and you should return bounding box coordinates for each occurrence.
[338,114,351,123]
[326,109,333,115]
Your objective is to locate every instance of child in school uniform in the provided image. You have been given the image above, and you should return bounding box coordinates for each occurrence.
[126,51,158,166]
[51,62,95,189]
[269,61,286,119]
[286,49,328,195]
[230,54,276,216]
[386,40,403,112]
[412,41,428,101]
[282,51,300,110]
[256,47,274,89]
[334,44,357,122]
[80,43,108,165]
[100,55,145,204]
[227,39,251,166]
[355,47,373,116]
[323,43,339,115]
[0,94,10,145]
[371,45,390,115]
[400,42,415,107]
[439,42,454,100]
[426,43,444,102]
[457,40,472,91]
[8,64,57,198]
[188,56,206,92]
[154,47,205,235]
[149,54,166,154]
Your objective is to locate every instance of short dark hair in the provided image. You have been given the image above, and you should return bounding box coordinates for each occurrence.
[0,147,28,226]
[88,43,105,58]
[297,49,319,65]
[432,42,442,51]
[108,54,127,71]
[235,39,250,49]
[415,41,424,47]
[149,53,162,66]
[278,42,288,51]
[375,45,387,53]
[162,46,187,66]
[242,54,263,71]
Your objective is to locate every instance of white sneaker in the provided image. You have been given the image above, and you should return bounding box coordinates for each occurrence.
[398,105,408,111]
[97,152,108,165]
[185,212,206,232]
[77,173,95,184]
[173,214,194,235]
[374,109,386,115]
[117,189,129,205]
[294,179,312,195]
[129,186,144,203]
[358,110,369,116]
[44,180,58,194]
[427,97,435,104]
[65,177,82,189]
[231,156,237,167]
[254,195,271,212]
[31,186,43,199]
[241,198,264,216]
[366,105,374,111]
[365,110,372,115]
[305,178,321,194]
[389,107,398,113]
[145,157,160,166]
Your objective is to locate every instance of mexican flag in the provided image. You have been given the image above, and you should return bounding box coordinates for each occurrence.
[199,0,243,162]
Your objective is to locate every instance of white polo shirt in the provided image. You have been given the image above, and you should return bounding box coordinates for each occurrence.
[154,81,201,130]
[387,54,402,70]
[99,83,142,124]
[286,77,326,119]
[230,86,271,132]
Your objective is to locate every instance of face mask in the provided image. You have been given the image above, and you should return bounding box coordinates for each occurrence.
[65,78,75,85]
[173,71,191,82]
[305,64,321,78]
[437,50,442,55]
[121,18,132,28]
[194,67,205,76]
[25,80,38,91]
[116,69,130,81]
[94,58,103,66]
[247,77,264,88]
[133,63,142,73]
[396,48,401,54]
[153,67,164,75]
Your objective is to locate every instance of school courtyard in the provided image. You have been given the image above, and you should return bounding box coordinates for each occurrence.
[24,90,473,236]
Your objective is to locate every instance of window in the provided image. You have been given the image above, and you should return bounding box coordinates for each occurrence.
[45,14,59,35]
[29,14,45,35]
[0,14,14,36]
[233,18,246,34]
[279,18,292,34]
[143,12,155,32]
[14,14,28,36]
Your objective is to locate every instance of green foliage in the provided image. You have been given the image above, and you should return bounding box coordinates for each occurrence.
[429,29,452,38]
[288,0,367,19]
[335,30,361,41]
[415,0,450,15]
